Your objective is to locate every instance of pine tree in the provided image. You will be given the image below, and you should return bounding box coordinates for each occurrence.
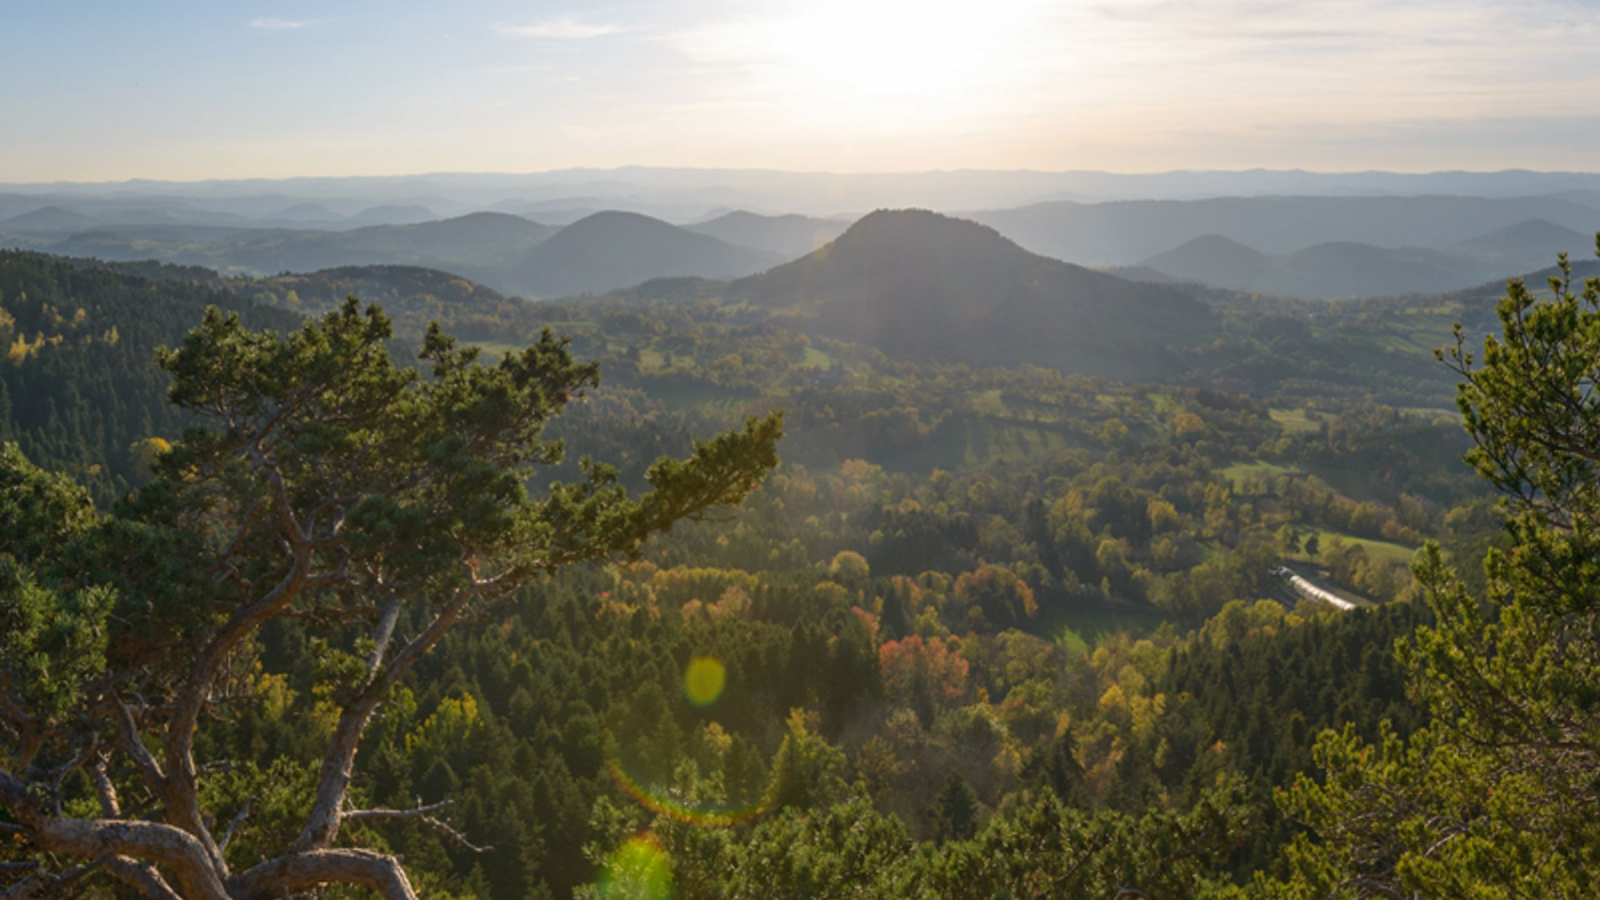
[0,299,781,900]
[1273,238,1600,900]
[931,771,979,842]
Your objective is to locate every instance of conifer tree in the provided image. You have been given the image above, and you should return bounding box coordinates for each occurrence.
[1273,238,1600,899]
[0,299,781,899]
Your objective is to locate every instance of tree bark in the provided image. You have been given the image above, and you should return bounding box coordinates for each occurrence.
[232,849,419,900]
[0,768,230,900]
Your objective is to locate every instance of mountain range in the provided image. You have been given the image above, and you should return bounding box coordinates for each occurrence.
[10,167,1600,220]
[1132,218,1595,299]
[970,195,1600,265]
[2,188,1596,303]
[3,210,780,299]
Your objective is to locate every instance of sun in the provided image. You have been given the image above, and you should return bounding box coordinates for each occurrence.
[770,0,1001,97]
[706,0,1041,120]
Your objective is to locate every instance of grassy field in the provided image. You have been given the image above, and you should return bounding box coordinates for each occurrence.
[1268,407,1323,433]
[636,347,668,370]
[963,423,1079,466]
[641,383,751,413]
[886,420,1083,472]
[1399,406,1461,424]
[800,346,832,368]
[1220,460,1300,492]
[1035,603,1172,655]
[1295,528,1418,566]
[970,389,1007,417]
[1146,391,1180,415]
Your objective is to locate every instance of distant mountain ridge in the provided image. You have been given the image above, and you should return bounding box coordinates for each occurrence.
[494,210,780,298]
[973,195,1600,265]
[0,205,97,231]
[1449,219,1592,258]
[345,204,436,226]
[14,168,1600,219]
[685,211,852,258]
[1141,220,1599,299]
[1,208,776,301]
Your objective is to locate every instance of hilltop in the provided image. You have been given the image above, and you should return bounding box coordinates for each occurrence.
[729,209,1215,379]
[499,210,780,298]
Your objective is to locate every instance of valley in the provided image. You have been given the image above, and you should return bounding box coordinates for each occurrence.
[0,177,1593,900]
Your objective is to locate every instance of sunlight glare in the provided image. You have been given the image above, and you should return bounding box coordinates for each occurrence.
[740,0,1039,114]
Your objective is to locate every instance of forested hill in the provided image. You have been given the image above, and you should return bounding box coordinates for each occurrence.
[237,265,532,343]
[499,210,782,299]
[728,209,1216,380]
[0,251,298,500]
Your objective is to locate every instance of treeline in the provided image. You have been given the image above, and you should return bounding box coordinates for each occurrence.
[0,252,297,501]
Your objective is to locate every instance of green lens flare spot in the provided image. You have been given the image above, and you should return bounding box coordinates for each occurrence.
[684,655,726,708]
[598,835,671,900]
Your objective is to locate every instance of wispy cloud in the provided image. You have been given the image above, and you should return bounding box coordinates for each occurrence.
[495,16,619,40]
[247,17,309,30]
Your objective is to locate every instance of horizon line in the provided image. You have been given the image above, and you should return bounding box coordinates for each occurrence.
[5,165,1600,190]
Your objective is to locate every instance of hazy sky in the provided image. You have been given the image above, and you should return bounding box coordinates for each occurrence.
[4,0,1600,182]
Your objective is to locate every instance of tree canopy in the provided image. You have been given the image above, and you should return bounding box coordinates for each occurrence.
[1270,239,1600,899]
[0,299,781,899]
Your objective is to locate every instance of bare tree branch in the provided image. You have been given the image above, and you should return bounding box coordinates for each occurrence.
[345,799,493,854]
[232,848,419,900]
[292,589,475,852]
[219,797,253,854]
[103,857,184,900]
[0,768,229,900]
[90,754,121,818]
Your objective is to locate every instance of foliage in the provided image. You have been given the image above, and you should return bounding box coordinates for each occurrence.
[1270,239,1600,898]
[0,247,1556,899]
[0,299,780,899]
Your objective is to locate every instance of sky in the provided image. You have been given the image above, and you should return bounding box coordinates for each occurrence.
[3,0,1600,182]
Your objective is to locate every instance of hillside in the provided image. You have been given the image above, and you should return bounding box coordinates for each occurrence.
[1140,233,1573,299]
[1142,235,1270,288]
[728,209,1215,379]
[1278,242,1485,298]
[226,211,555,274]
[500,210,780,298]
[0,251,298,500]
[239,264,534,342]
[271,201,341,223]
[686,210,851,258]
[973,194,1600,265]
[28,212,558,282]
[0,205,96,232]
[345,203,436,226]
[11,211,781,300]
[1450,218,1592,260]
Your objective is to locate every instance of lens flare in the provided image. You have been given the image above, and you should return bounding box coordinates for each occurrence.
[604,657,769,828]
[596,834,671,900]
[604,753,770,828]
[683,656,725,708]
